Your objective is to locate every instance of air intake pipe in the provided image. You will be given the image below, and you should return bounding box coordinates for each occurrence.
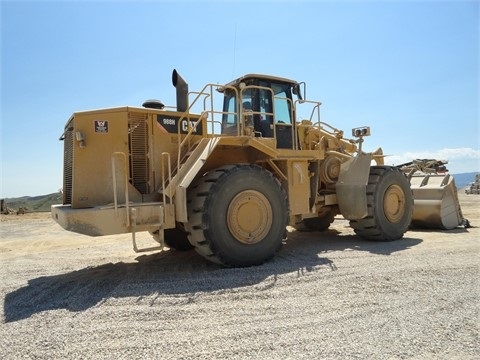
[172,69,189,113]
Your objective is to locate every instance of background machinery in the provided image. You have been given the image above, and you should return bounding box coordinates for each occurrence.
[464,174,480,195]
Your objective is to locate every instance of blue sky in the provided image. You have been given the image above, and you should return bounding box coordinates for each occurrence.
[1,0,479,197]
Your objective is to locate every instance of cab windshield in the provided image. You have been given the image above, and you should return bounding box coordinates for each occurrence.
[221,80,294,136]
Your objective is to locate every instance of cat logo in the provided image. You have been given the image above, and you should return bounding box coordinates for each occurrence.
[181,120,197,133]
[156,114,203,135]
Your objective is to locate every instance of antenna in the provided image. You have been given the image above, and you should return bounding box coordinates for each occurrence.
[232,23,237,78]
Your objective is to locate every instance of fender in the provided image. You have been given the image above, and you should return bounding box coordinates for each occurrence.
[336,153,372,220]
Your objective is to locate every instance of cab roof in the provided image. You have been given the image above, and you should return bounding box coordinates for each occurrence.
[225,73,298,87]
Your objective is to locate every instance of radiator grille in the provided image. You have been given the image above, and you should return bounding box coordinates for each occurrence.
[63,119,74,204]
[128,113,149,194]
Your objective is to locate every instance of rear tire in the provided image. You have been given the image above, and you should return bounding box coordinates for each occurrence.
[302,210,335,231]
[350,166,412,241]
[150,227,194,251]
[186,164,288,266]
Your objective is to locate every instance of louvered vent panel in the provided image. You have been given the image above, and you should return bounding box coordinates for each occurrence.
[128,113,149,194]
[63,119,74,205]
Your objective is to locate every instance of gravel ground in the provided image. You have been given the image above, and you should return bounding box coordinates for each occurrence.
[0,191,478,359]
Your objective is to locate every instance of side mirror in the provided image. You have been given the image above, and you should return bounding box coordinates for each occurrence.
[292,84,302,100]
[293,82,305,102]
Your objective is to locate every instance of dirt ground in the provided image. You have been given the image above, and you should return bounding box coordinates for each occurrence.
[0,191,478,359]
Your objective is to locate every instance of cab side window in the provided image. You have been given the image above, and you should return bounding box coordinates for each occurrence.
[221,90,237,134]
[274,89,292,124]
[224,94,237,126]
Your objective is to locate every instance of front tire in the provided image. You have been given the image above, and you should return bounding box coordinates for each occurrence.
[350,166,413,241]
[186,164,288,266]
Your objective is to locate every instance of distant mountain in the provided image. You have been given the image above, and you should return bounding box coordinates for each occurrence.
[452,172,479,189]
[1,171,478,213]
[2,192,62,213]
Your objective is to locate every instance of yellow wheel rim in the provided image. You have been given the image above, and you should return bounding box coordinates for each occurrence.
[227,190,273,244]
[383,184,406,223]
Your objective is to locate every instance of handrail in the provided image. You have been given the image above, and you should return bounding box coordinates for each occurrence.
[111,151,130,226]
[173,84,239,177]
[161,152,172,204]
[294,99,322,126]
[161,82,325,189]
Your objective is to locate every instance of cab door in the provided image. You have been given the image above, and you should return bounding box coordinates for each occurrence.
[273,85,294,149]
[257,81,295,149]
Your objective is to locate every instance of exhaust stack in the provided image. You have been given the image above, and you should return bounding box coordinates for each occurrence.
[172,69,189,113]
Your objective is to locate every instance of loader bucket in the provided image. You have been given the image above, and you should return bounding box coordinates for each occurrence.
[409,173,464,230]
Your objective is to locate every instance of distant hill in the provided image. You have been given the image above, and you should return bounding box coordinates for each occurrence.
[2,192,62,213]
[1,171,478,213]
[453,172,479,189]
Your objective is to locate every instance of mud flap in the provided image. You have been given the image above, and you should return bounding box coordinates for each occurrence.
[336,153,372,220]
[409,174,465,229]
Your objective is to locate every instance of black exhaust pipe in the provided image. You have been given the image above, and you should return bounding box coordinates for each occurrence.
[172,69,189,113]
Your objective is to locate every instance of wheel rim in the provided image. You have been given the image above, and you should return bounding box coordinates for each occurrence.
[227,190,273,244]
[383,184,406,223]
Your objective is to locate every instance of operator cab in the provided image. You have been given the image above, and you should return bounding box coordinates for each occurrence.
[220,74,303,149]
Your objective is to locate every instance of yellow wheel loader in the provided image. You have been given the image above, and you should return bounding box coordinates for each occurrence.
[51,70,465,266]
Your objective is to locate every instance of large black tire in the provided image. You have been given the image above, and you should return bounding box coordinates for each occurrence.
[150,227,194,251]
[302,209,335,231]
[350,166,413,241]
[164,228,194,251]
[186,164,288,267]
